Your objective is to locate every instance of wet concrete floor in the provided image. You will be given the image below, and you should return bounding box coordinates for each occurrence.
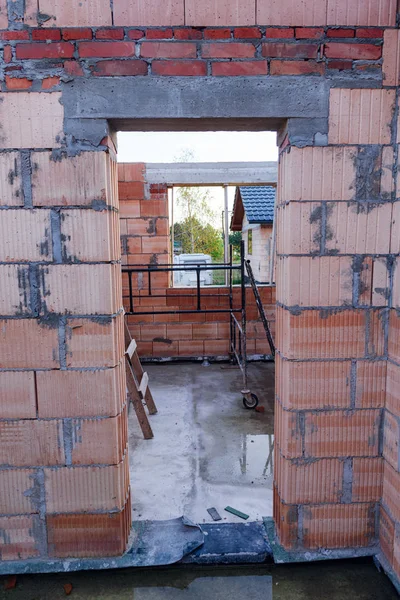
[129,361,275,523]
[1,561,397,599]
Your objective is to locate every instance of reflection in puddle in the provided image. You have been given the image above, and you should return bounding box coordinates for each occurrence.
[133,576,272,599]
[239,434,274,478]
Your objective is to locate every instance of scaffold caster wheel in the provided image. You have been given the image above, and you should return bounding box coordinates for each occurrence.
[243,393,259,410]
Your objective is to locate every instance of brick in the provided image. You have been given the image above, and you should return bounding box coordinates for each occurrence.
[79,41,135,58]
[41,76,61,89]
[146,28,173,39]
[0,516,41,560]
[327,59,353,70]
[39,0,112,27]
[355,361,386,408]
[141,41,196,58]
[329,88,395,145]
[70,406,127,466]
[0,30,30,40]
[212,61,268,76]
[275,400,302,458]
[45,453,129,513]
[3,45,12,63]
[152,60,207,76]
[204,339,229,355]
[270,60,323,75]
[0,319,59,369]
[202,42,255,58]
[0,372,36,419]
[60,209,119,262]
[389,310,400,363]
[47,494,131,558]
[0,264,30,316]
[204,28,231,39]
[41,263,121,315]
[5,75,33,90]
[266,27,295,38]
[327,0,396,27]
[275,448,344,504]
[295,27,323,39]
[113,0,184,27]
[166,323,193,340]
[273,488,298,550]
[186,1,254,27]
[324,42,381,59]
[303,504,376,550]
[32,28,61,41]
[262,42,318,58]
[127,29,145,40]
[141,236,169,253]
[276,356,351,410]
[32,151,113,207]
[178,340,204,356]
[174,28,202,40]
[66,313,124,368]
[380,505,395,565]
[234,27,262,38]
[95,28,124,40]
[383,461,400,522]
[384,410,400,471]
[304,409,381,458]
[16,42,74,59]
[276,203,320,254]
[257,0,326,26]
[118,163,146,183]
[64,60,84,76]
[153,340,179,356]
[357,28,384,38]
[0,419,65,467]
[118,181,146,200]
[0,92,63,149]
[62,28,93,40]
[0,208,52,262]
[327,28,355,38]
[0,469,38,514]
[352,457,383,502]
[37,363,125,418]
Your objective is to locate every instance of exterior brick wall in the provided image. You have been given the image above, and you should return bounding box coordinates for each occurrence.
[119,163,276,359]
[0,0,399,577]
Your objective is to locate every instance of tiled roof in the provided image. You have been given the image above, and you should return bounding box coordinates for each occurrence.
[239,186,276,223]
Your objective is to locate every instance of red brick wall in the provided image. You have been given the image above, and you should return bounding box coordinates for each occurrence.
[119,163,276,359]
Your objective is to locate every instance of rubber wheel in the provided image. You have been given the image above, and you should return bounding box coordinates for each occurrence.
[243,393,259,409]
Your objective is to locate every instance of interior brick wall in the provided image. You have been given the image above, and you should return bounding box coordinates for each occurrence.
[0,0,399,578]
[119,163,276,359]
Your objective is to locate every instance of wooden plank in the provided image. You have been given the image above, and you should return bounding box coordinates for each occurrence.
[126,339,137,359]
[138,371,149,396]
[125,357,153,440]
[144,387,158,415]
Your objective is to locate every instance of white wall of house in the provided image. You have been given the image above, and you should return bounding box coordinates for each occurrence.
[242,214,273,283]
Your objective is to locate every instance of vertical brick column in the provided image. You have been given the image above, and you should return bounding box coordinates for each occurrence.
[274,88,396,553]
[0,92,130,560]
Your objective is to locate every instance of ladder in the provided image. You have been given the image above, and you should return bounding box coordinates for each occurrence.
[245,260,275,358]
[124,320,158,439]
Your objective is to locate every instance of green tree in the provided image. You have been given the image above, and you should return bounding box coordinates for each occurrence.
[229,231,242,262]
[174,216,223,261]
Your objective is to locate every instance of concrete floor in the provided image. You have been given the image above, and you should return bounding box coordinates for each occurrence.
[129,361,275,523]
[1,561,398,599]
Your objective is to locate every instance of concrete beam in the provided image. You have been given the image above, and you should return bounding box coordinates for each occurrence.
[144,162,278,186]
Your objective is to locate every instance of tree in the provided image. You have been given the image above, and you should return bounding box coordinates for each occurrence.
[174,216,224,261]
[229,231,242,262]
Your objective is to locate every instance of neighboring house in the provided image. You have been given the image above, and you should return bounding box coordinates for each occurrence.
[230,186,276,284]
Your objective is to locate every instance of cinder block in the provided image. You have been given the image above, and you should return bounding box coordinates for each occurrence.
[0,93,63,149]
[276,256,353,307]
[329,89,395,144]
[41,263,121,315]
[304,409,381,458]
[276,202,321,255]
[114,0,183,25]
[0,516,41,560]
[0,371,36,418]
[47,492,131,558]
[0,469,37,514]
[275,447,344,504]
[279,146,356,202]
[0,153,23,206]
[257,0,326,26]
[389,310,400,363]
[0,209,52,262]
[303,504,376,550]
[0,265,30,316]
[382,461,400,522]
[0,319,59,369]
[387,361,400,417]
[37,362,125,418]
[32,152,114,208]
[276,306,367,360]
[66,313,124,368]
[276,355,351,410]
[383,411,400,472]
[45,450,129,513]
[274,400,303,458]
[0,419,65,467]
[39,0,112,26]
[355,360,387,408]
[325,202,392,254]
[327,0,396,26]
[61,209,120,262]
[352,457,383,502]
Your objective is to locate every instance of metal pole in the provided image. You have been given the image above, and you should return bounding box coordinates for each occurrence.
[240,240,248,390]
[170,186,174,287]
[224,185,229,286]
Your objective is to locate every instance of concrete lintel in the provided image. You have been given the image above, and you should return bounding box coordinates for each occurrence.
[61,76,329,127]
[144,161,278,186]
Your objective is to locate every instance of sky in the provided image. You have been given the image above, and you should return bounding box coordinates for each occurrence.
[117,131,278,228]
